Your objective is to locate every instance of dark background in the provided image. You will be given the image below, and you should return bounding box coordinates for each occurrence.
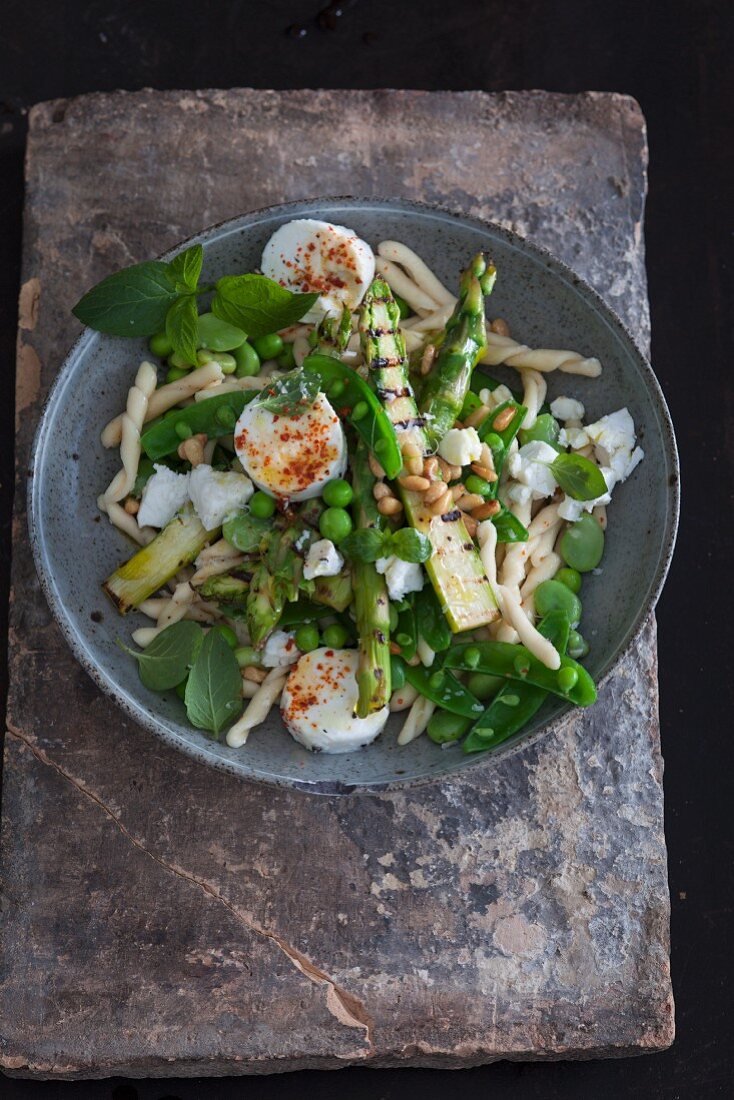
[1,0,732,1097]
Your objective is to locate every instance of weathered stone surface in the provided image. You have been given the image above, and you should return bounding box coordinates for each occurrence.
[1,89,672,1079]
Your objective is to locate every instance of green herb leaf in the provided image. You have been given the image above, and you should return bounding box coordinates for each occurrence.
[121,620,203,691]
[184,628,243,736]
[340,527,389,563]
[212,274,318,340]
[414,585,451,652]
[72,261,179,336]
[549,453,609,501]
[492,503,529,543]
[222,511,271,553]
[167,244,203,293]
[257,369,322,415]
[165,294,200,366]
[388,528,432,564]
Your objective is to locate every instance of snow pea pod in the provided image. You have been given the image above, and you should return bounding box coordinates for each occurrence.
[444,635,596,707]
[403,662,485,718]
[303,354,402,479]
[414,585,452,653]
[492,502,529,543]
[142,390,254,461]
[463,610,571,753]
[394,601,418,662]
[427,711,472,744]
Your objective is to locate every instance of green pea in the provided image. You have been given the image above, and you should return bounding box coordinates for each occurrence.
[250,491,276,519]
[196,312,247,351]
[322,623,349,648]
[395,632,412,648]
[327,380,346,401]
[464,473,493,497]
[568,630,590,659]
[322,479,354,508]
[215,404,237,430]
[388,604,399,632]
[212,624,239,650]
[277,343,296,370]
[351,401,368,422]
[393,293,411,319]
[149,331,173,358]
[233,341,261,378]
[558,666,579,692]
[168,352,191,370]
[175,677,188,700]
[427,710,471,744]
[483,432,502,452]
[174,420,193,440]
[534,579,582,626]
[556,567,582,594]
[467,672,503,700]
[464,646,481,669]
[235,645,262,668]
[560,513,605,572]
[428,670,445,690]
[295,623,320,652]
[319,507,353,544]
[253,332,284,360]
[198,349,236,374]
[519,413,561,450]
[390,654,406,690]
[166,366,189,383]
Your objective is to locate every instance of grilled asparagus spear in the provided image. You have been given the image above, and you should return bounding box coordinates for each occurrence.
[359,278,498,632]
[314,305,352,357]
[246,524,303,647]
[351,440,391,715]
[419,253,495,447]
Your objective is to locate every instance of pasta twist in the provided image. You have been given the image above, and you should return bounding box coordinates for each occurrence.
[481,331,602,377]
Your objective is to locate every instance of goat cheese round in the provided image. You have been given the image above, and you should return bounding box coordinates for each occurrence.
[234,391,346,501]
[261,219,375,322]
[281,648,389,754]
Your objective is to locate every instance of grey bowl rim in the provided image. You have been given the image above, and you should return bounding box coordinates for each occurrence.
[28,195,680,795]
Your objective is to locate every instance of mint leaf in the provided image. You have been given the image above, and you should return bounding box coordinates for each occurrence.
[165,294,200,366]
[168,244,203,292]
[258,369,321,415]
[550,453,609,501]
[222,512,271,553]
[121,620,203,691]
[340,527,389,563]
[212,274,318,339]
[389,528,432,564]
[185,628,243,737]
[72,261,179,336]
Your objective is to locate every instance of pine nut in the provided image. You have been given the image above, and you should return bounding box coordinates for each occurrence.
[407,654,421,667]
[368,453,386,478]
[429,488,452,515]
[451,484,466,501]
[464,404,491,428]
[490,317,510,337]
[493,407,515,431]
[423,456,439,480]
[373,481,391,500]
[399,474,431,492]
[389,641,402,655]
[437,457,461,482]
[472,499,501,520]
[401,441,421,458]
[123,497,140,515]
[177,433,207,466]
[243,666,267,683]
[457,492,485,511]
[424,480,447,504]
[471,462,498,482]
[480,442,495,470]
[462,514,478,538]
[406,456,424,475]
[453,419,464,430]
[378,496,404,516]
[420,342,437,376]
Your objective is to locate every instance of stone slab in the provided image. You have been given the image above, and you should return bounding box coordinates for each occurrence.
[1,89,673,1079]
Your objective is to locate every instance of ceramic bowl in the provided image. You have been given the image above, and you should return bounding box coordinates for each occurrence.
[29,198,679,793]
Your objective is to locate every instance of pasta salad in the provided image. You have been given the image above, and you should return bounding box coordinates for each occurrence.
[74,219,644,754]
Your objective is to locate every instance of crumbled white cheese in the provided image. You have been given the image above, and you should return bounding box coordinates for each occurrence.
[437,426,483,467]
[559,426,591,451]
[479,383,514,409]
[136,464,190,529]
[294,529,311,553]
[550,396,585,422]
[188,464,254,531]
[557,466,616,521]
[585,408,645,483]
[262,630,300,668]
[507,440,558,499]
[375,555,424,601]
[303,538,344,580]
